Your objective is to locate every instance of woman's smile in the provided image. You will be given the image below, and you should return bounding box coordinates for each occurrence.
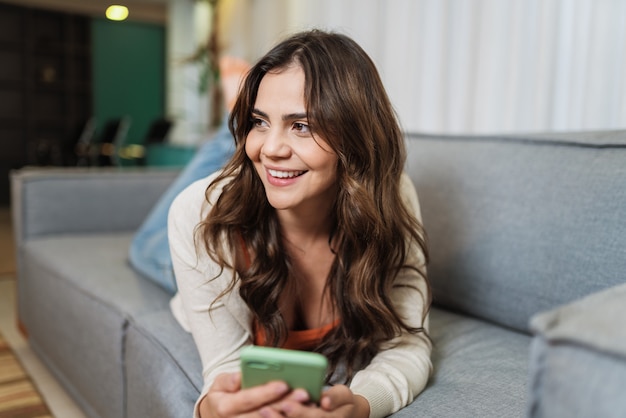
[267,168,307,180]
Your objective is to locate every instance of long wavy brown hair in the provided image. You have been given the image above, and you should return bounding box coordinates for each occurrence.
[198,30,430,382]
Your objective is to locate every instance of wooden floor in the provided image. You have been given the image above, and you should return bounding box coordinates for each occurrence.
[0,331,52,417]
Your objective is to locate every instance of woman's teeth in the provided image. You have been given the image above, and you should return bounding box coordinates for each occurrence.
[268,169,306,178]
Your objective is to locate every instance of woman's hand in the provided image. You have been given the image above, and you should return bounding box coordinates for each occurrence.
[277,385,370,418]
[199,372,296,418]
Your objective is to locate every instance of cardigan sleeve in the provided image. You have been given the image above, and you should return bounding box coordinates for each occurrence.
[168,172,253,418]
[349,173,433,418]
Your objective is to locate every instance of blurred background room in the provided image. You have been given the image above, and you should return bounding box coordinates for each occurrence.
[1,0,626,205]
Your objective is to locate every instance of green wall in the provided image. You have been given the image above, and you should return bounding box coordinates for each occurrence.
[91,18,165,156]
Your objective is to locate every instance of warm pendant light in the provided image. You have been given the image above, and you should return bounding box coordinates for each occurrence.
[106,5,129,21]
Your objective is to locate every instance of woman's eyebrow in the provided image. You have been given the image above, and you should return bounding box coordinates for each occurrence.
[282,112,307,121]
[252,108,269,118]
[252,108,308,121]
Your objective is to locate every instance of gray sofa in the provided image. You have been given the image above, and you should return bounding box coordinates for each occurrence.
[11,130,626,418]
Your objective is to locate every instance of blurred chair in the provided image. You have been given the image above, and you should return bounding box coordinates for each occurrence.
[119,117,173,165]
[97,117,131,166]
[144,117,172,145]
[70,117,97,166]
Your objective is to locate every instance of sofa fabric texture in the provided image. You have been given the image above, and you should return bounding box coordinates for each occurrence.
[405,131,626,334]
[11,131,626,417]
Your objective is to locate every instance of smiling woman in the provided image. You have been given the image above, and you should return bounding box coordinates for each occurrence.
[169,29,431,418]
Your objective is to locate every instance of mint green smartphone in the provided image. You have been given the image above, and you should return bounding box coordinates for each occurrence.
[240,346,328,403]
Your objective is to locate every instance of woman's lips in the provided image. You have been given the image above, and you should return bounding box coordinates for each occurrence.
[267,168,306,178]
[265,168,307,186]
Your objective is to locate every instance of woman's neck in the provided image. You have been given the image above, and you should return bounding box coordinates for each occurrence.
[276,203,334,252]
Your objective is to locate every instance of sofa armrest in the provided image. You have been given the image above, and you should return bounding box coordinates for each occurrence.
[528,282,626,417]
[11,167,179,245]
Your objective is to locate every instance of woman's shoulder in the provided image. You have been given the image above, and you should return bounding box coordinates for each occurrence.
[399,172,420,215]
[168,171,234,239]
[399,171,416,193]
[170,170,231,216]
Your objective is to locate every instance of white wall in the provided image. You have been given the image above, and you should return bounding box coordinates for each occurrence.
[217,0,626,135]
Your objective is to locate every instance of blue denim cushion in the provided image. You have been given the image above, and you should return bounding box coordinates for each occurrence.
[129,121,235,293]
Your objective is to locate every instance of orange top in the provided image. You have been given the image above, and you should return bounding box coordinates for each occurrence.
[241,235,339,351]
[254,319,339,351]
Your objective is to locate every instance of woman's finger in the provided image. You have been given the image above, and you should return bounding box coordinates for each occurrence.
[320,385,353,411]
[213,381,290,416]
[206,373,291,417]
[211,372,242,393]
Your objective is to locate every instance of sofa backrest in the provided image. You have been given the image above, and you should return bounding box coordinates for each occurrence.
[11,168,179,246]
[405,130,626,334]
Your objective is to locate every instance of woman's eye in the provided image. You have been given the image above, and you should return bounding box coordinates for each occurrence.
[252,118,267,128]
[293,122,310,133]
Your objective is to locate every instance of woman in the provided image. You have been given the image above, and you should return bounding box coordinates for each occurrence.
[169,30,432,418]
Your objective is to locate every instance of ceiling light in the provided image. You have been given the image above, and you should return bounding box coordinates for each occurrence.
[106,5,129,21]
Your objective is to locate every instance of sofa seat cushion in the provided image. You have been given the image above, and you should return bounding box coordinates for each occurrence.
[20,233,173,417]
[126,309,202,418]
[21,233,171,319]
[394,308,530,417]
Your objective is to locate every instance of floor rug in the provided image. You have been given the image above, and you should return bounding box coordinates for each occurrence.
[0,333,52,418]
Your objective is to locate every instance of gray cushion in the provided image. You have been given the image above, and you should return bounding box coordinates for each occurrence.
[528,283,626,418]
[405,131,626,333]
[23,263,126,418]
[20,233,171,417]
[126,310,202,418]
[392,308,529,418]
[528,339,626,418]
[21,234,171,319]
[13,168,178,242]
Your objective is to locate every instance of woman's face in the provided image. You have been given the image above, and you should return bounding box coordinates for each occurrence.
[245,64,338,215]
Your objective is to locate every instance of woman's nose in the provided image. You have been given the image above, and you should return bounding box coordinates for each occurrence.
[261,129,291,158]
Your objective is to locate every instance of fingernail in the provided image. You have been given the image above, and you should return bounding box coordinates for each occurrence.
[293,389,309,402]
[274,382,289,394]
[260,407,271,418]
